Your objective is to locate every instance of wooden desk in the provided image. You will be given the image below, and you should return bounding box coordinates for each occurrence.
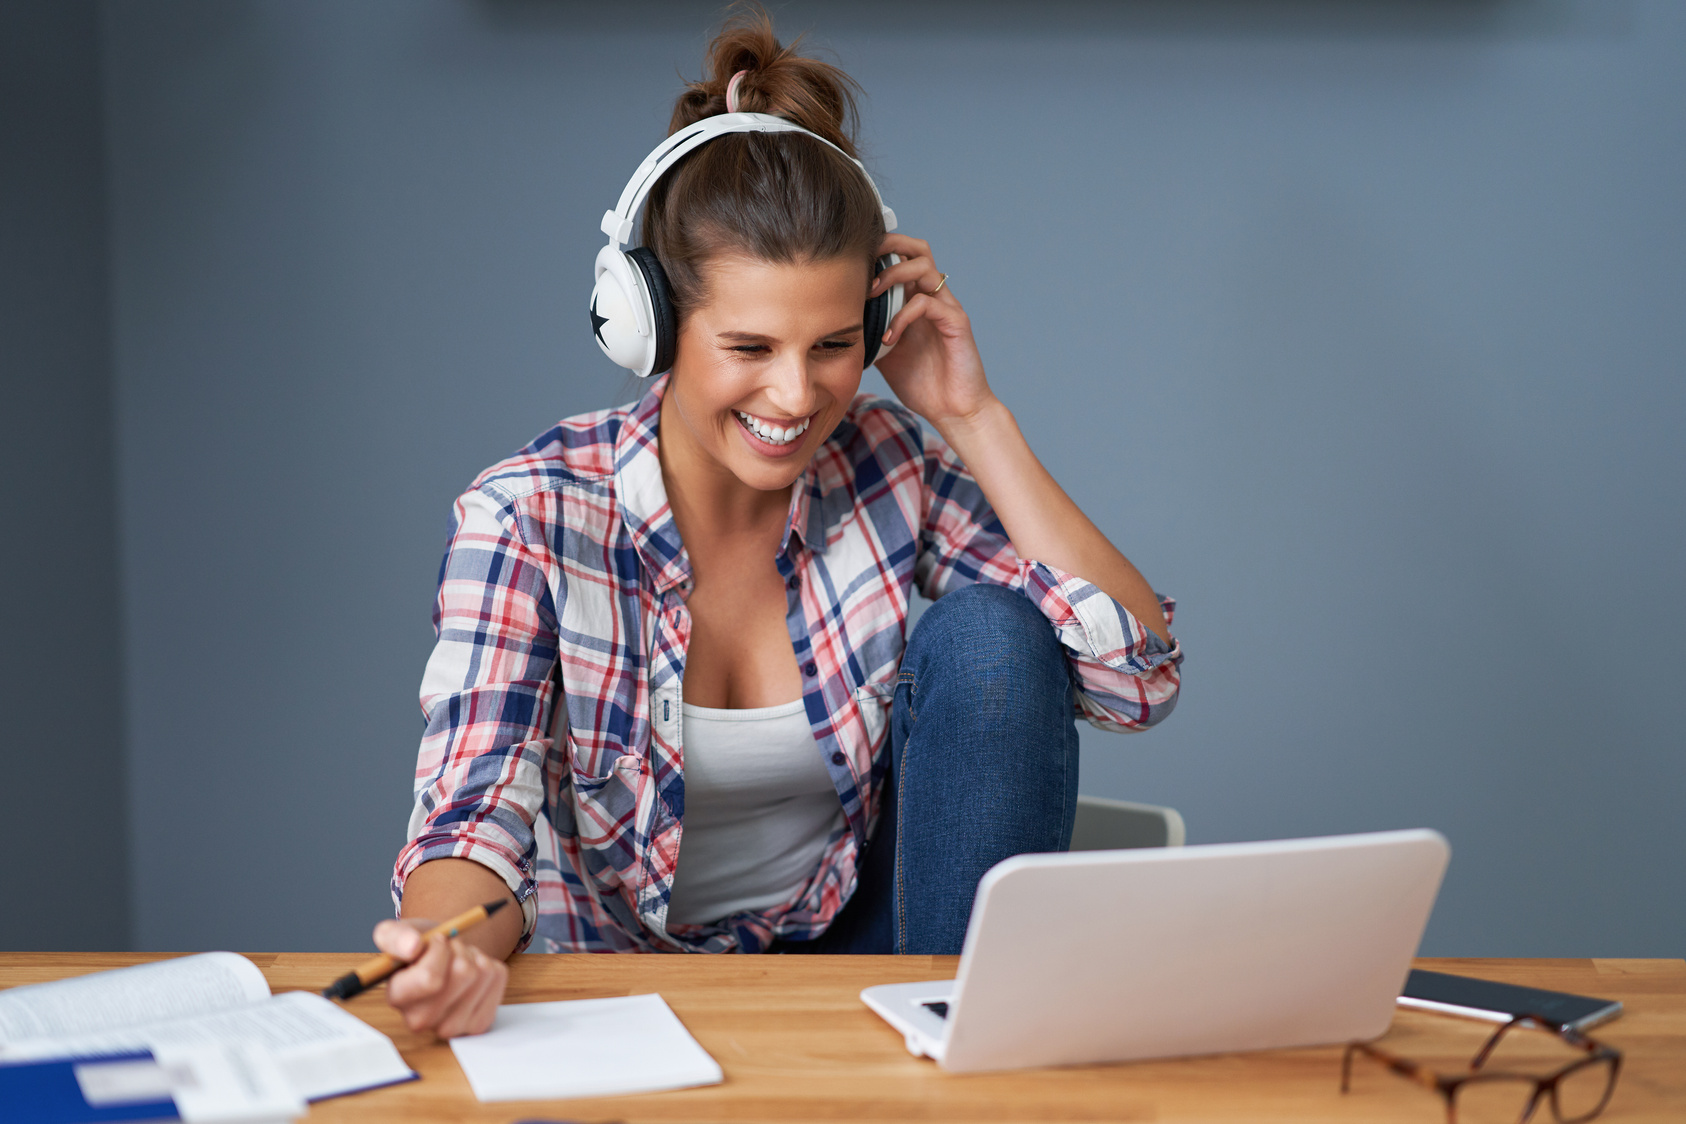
[4,955,1682,1122]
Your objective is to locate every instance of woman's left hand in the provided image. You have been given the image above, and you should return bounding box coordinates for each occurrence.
[870,234,998,434]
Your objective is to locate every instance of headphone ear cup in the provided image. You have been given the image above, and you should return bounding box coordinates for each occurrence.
[627,247,678,377]
[589,250,652,374]
[861,253,902,369]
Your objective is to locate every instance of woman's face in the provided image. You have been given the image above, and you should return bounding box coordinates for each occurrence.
[663,253,869,494]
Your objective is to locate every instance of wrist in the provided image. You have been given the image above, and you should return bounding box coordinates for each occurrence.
[934,396,1016,456]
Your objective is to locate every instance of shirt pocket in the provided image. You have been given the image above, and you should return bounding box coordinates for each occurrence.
[560,725,637,828]
[563,750,642,888]
[851,665,900,753]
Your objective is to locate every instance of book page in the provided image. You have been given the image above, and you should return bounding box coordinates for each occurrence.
[3,991,415,1102]
[0,952,270,1045]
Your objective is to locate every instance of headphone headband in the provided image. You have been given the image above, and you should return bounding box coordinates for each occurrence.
[589,111,904,378]
[599,111,897,248]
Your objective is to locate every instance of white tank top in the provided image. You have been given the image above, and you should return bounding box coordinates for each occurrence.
[665,698,846,927]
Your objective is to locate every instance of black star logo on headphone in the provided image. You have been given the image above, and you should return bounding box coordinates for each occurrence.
[589,297,610,347]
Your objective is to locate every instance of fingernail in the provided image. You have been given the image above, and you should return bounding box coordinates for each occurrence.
[883,331,892,342]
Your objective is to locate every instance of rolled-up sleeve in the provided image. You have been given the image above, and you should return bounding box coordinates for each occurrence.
[391,485,561,946]
[912,424,1182,733]
[1017,562,1181,731]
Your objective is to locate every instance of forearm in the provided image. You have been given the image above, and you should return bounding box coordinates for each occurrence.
[399,857,524,960]
[937,399,1169,642]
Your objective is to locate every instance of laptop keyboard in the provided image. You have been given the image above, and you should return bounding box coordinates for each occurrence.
[922,1001,949,1019]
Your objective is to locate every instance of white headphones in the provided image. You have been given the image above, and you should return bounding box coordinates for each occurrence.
[589,111,905,378]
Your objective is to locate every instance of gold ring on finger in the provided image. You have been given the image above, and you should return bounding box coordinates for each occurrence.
[930,273,949,295]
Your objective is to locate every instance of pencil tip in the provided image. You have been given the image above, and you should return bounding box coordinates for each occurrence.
[321,971,363,1001]
[484,897,510,916]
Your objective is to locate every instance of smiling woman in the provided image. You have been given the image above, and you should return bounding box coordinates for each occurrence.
[381,4,1183,1039]
[666,254,869,489]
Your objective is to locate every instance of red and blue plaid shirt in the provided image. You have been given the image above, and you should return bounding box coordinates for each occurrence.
[394,375,1182,953]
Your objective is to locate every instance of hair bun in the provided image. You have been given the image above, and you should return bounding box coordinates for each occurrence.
[671,4,862,157]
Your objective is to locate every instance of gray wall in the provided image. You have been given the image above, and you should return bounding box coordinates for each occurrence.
[11,0,1680,954]
[0,1,128,950]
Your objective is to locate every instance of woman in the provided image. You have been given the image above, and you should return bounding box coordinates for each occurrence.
[378,11,1182,1038]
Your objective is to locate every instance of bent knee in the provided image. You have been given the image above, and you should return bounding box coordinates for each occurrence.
[907,583,1064,672]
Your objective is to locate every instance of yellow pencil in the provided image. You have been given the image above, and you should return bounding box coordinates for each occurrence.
[321,898,509,1001]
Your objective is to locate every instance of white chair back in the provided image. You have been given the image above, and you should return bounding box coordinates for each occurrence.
[1070,795,1186,850]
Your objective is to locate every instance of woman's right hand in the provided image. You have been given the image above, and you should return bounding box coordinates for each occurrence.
[373,917,509,1038]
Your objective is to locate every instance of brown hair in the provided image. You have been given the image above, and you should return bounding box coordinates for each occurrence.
[642,5,885,321]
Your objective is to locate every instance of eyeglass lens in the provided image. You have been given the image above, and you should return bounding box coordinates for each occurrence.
[1454,1074,1544,1124]
[1552,1057,1619,1123]
[1447,1056,1618,1124]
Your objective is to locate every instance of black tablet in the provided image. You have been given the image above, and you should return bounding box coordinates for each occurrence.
[1400,969,1622,1032]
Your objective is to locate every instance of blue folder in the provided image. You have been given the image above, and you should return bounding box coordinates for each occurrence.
[0,1051,181,1124]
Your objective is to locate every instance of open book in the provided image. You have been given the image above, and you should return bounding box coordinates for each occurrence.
[0,952,415,1102]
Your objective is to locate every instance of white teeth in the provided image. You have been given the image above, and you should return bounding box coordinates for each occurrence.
[735,411,810,446]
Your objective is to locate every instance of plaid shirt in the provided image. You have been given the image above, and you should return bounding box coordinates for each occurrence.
[394,375,1182,953]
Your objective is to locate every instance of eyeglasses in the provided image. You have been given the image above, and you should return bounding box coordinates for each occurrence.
[1341,1014,1623,1124]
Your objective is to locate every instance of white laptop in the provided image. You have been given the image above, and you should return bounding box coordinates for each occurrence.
[861,828,1450,1073]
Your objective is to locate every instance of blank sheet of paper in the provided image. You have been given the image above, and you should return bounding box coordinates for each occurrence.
[448,993,723,1103]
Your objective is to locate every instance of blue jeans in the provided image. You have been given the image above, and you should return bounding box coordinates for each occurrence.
[775,583,1080,955]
